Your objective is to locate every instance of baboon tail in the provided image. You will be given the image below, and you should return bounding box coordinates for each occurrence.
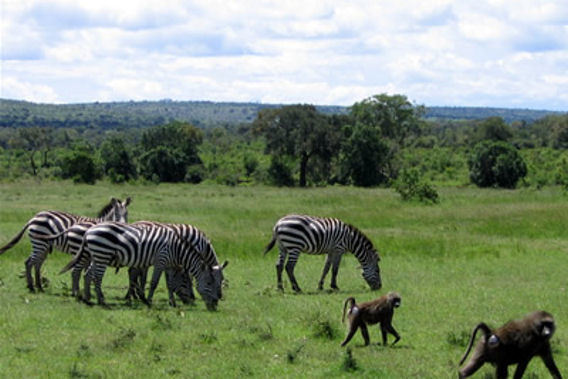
[459,322,492,366]
[342,297,356,323]
[263,234,276,255]
[0,220,34,255]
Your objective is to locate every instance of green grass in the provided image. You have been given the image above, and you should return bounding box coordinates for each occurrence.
[0,180,567,377]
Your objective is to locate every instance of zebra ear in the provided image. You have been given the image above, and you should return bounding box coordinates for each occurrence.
[124,197,132,206]
[221,260,229,270]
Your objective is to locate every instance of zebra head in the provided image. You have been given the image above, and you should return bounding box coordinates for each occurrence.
[211,260,229,299]
[195,261,224,311]
[361,250,382,290]
[98,197,132,223]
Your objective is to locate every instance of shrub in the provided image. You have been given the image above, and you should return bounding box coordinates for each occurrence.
[468,141,527,188]
[394,168,439,204]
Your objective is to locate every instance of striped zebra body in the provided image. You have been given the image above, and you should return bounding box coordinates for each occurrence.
[61,222,222,309]
[264,214,382,292]
[128,221,224,304]
[0,198,131,292]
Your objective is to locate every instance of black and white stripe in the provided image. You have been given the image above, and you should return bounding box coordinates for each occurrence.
[0,197,131,292]
[60,222,223,310]
[129,221,227,303]
[263,214,382,292]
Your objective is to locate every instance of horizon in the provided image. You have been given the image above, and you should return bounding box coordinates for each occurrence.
[2,1,567,111]
[1,97,565,113]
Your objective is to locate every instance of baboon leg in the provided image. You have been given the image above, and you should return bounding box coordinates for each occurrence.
[341,324,359,347]
[387,324,401,345]
[496,364,509,379]
[318,255,332,290]
[360,323,370,346]
[330,253,342,290]
[540,348,563,379]
[512,360,528,379]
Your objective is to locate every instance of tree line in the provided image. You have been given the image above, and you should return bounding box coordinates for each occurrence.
[0,94,567,198]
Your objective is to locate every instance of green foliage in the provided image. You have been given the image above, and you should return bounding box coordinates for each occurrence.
[253,104,340,187]
[474,116,512,142]
[139,146,187,183]
[394,168,439,203]
[58,144,101,184]
[267,156,295,187]
[340,122,390,186]
[468,141,527,188]
[100,135,137,183]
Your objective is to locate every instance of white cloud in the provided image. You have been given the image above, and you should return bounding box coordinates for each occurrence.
[1,0,567,109]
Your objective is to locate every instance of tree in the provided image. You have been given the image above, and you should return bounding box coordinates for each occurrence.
[349,94,424,146]
[58,143,101,184]
[100,135,137,183]
[340,122,390,186]
[468,141,527,188]
[138,121,203,183]
[344,94,425,185]
[15,127,53,176]
[475,117,513,143]
[253,104,339,187]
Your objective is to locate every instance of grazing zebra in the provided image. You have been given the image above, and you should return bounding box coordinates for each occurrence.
[128,221,227,302]
[0,197,131,292]
[263,214,382,292]
[60,222,223,310]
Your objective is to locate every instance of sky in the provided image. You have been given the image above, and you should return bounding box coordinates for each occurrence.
[1,0,567,110]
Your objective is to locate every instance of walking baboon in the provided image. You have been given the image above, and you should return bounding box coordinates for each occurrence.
[341,291,401,347]
[459,310,562,379]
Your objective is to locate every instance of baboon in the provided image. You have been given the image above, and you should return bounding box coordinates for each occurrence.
[341,291,401,347]
[459,310,562,379]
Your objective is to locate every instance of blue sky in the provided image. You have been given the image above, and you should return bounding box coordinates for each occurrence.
[1,0,567,110]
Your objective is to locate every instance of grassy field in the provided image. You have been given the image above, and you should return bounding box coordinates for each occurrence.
[0,180,566,378]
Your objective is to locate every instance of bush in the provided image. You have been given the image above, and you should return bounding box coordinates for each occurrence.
[268,156,294,187]
[59,148,101,184]
[139,147,187,183]
[468,141,527,188]
[394,168,439,204]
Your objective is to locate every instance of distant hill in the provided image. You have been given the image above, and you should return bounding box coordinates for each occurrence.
[0,98,562,130]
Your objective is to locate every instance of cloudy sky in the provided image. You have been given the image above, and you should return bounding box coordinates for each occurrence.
[1,0,567,110]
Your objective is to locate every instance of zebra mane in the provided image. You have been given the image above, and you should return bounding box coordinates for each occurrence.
[346,223,375,253]
[97,198,117,218]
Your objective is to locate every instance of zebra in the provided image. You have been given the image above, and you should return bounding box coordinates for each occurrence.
[59,222,223,310]
[127,221,227,302]
[263,214,382,292]
[0,197,131,292]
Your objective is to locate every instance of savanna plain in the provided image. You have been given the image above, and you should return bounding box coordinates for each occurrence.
[0,181,566,378]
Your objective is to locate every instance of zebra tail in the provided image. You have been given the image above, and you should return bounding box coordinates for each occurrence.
[33,230,67,241]
[59,237,87,274]
[0,219,34,255]
[342,297,356,323]
[263,234,276,255]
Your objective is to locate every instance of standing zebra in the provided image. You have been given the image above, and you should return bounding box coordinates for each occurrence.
[32,221,194,306]
[0,197,131,292]
[60,222,223,310]
[129,221,227,302]
[263,214,382,292]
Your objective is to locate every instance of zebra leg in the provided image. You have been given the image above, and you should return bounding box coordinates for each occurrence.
[24,257,35,292]
[125,268,139,302]
[276,247,287,291]
[136,267,149,301]
[82,265,93,305]
[285,253,302,293]
[165,270,177,307]
[91,263,108,306]
[146,266,164,307]
[330,253,342,290]
[318,254,333,290]
[71,266,82,298]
